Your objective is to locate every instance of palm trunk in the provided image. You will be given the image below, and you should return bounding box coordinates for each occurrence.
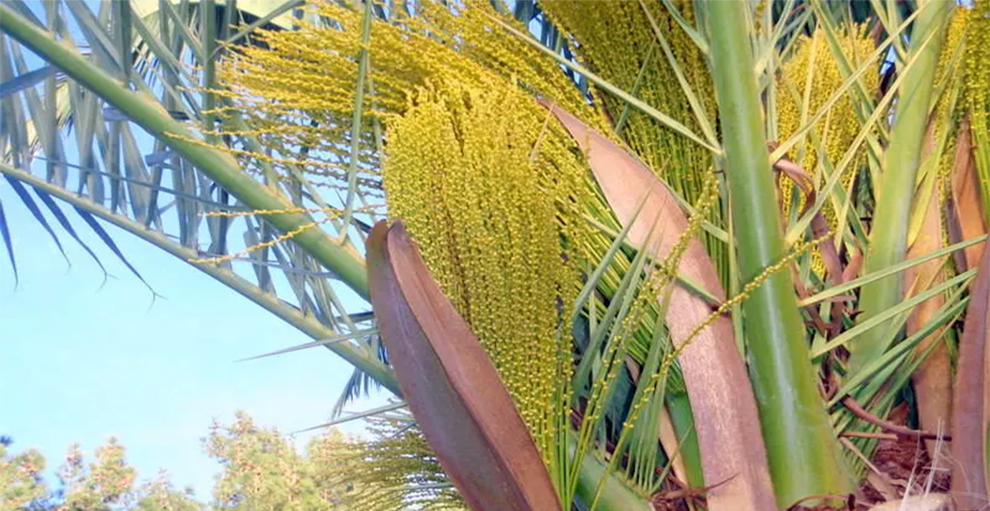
[0,4,371,296]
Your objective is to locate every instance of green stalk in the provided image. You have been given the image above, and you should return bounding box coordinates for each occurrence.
[0,5,370,296]
[848,0,951,374]
[706,2,851,507]
[341,0,373,231]
[0,162,401,395]
[665,392,703,488]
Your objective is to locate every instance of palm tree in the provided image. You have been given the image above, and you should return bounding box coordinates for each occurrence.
[1,0,988,510]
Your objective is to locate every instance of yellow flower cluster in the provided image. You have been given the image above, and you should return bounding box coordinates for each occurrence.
[215,1,602,144]
[775,26,878,274]
[539,0,714,204]
[933,8,971,203]
[384,83,589,460]
[777,26,877,210]
[216,0,613,464]
[538,0,726,281]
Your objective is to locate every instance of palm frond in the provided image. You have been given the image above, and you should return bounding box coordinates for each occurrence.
[0,0,392,400]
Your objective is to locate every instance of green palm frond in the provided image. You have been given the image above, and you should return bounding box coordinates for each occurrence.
[0,0,391,404]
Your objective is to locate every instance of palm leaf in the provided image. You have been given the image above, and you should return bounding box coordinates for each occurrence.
[0,1,391,409]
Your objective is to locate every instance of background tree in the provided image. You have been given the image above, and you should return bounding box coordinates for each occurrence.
[2,412,445,511]
[0,438,49,511]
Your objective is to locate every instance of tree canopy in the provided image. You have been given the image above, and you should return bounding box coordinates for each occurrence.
[1,412,462,511]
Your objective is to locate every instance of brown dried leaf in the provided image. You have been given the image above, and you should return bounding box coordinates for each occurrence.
[950,228,990,509]
[367,221,562,511]
[541,101,776,511]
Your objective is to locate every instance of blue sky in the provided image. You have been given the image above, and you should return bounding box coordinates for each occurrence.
[0,181,389,497]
